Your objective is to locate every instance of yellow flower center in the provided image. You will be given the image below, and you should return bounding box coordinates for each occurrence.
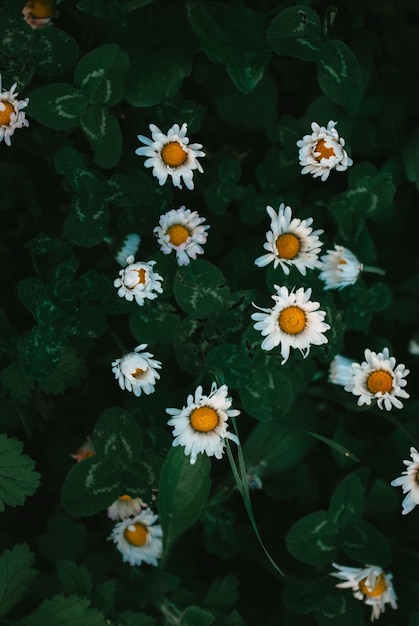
[275,233,300,260]
[167,224,190,246]
[119,495,132,501]
[27,0,55,18]
[161,141,188,167]
[359,573,387,598]
[0,101,14,126]
[278,306,306,335]
[136,268,146,284]
[131,367,145,378]
[124,522,148,547]
[315,139,336,160]
[367,370,393,395]
[190,406,219,432]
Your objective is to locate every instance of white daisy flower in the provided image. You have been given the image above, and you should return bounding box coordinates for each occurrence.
[154,206,209,266]
[251,285,330,364]
[114,255,163,306]
[408,338,419,355]
[166,383,240,465]
[109,508,162,567]
[255,204,323,275]
[22,0,57,28]
[331,563,397,622]
[344,348,409,411]
[115,234,141,267]
[296,120,353,181]
[135,123,205,190]
[329,354,357,386]
[0,74,29,146]
[391,447,419,515]
[319,245,363,290]
[107,495,147,521]
[112,344,162,397]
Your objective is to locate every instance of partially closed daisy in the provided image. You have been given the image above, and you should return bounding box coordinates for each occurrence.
[135,123,205,190]
[114,255,163,306]
[22,0,57,28]
[297,120,353,181]
[0,74,29,146]
[112,344,162,397]
[391,447,419,515]
[329,354,357,387]
[107,495,147,521]
[109,508,162,567]
[331,563,397,622]
[154,206,209,266]
[255,204,323,275]
[166,383,240,465]
[251,285,330,364]
[319,245,363,290]
[344,348,409,411]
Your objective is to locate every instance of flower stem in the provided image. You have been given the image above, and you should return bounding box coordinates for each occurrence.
[107,325,128,354]
[363,265,386,276]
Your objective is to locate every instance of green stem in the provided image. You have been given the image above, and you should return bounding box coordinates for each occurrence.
[363,265,386,276]
[107,325,128,353]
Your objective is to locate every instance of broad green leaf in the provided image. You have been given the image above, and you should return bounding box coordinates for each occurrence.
[104,173,146,207]
[159,447,211,561]
[0,9,34,55]
[1,362,34,403]
[37,513,87,564]
[187,1,270,93]
[368,282,392,312]
[267,5,322,61]
[0,434,41,512]
[74,44,129,105]
[174,259,230,316]
[346,171,396,218]
[0,544,38,618]
[21,594,108,626]
[18,278,62,325]
[180,606,215,626]
[64,195,109,248]
[19,325,65,380]
[57,561,92,599]
[239,367,293,421]
[38,347,88,395]
[317,40,362,106]
[76,0,154,19]
[33,28,79,76]
[206,344,249,389]
[328,474,365,527]
[92,579,116,615]
[129,301,181,346]
[55,147,100,195]
[174,316,214,374]
[286,511,339,566]
[204,575,239,610]
[27,84,88,130]
[340,520,392,567]
[79,105,122,169]
[93,407,143,457]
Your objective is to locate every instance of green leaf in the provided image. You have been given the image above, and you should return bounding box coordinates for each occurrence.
[37,513,87,564]
[328,474,365,527]
[92,580,116,615]
[159,447,211,561]
[19,325,65,380]
[267,5,322,61]
[403,128,419,185]
[174,259,230,316]
[1,362,34,403]
[57,561,92,599]
[76,0,153,19]
[55,147,100,194]
[79,105,122,168]
[340,520,392,567]
[286,511,339,566]
[0,10,34,55]
[187,1,270,92]
[204,575,239,610]
[206,344,249,389]
[239,366,293,421]
[174,317,213,374]
[27,84,88,130]
[74,44,129,106]
[33,28,79,76]
[346,170,396,218]
[64,195,109,248]
[180,606,215,626]
[129,301,181,346]
[0,544,38,619]
[18,278,62,325]
[21,594,108,626]
[0,434,41,512]
[317,40,362,105]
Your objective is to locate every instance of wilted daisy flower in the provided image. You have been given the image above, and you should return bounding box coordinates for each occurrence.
[114,255,163,306]
[109,508,162,567]
[331,563,397,622]
[255,204,323,275]
[329,354,357,386]
[251,285,330,364]
[297,120,353,181]
[0,74,29,146]
[391,447,419,515]
[135,123,205,190]
[115,234,141,267]
[154,206,209,266]
[112,344,162,397]
[70,437,95,462]
[107,495,147,521]
[22,0,57,28]
[344,348,409,411]
[166,383,240,465]
[319,245,363,290]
